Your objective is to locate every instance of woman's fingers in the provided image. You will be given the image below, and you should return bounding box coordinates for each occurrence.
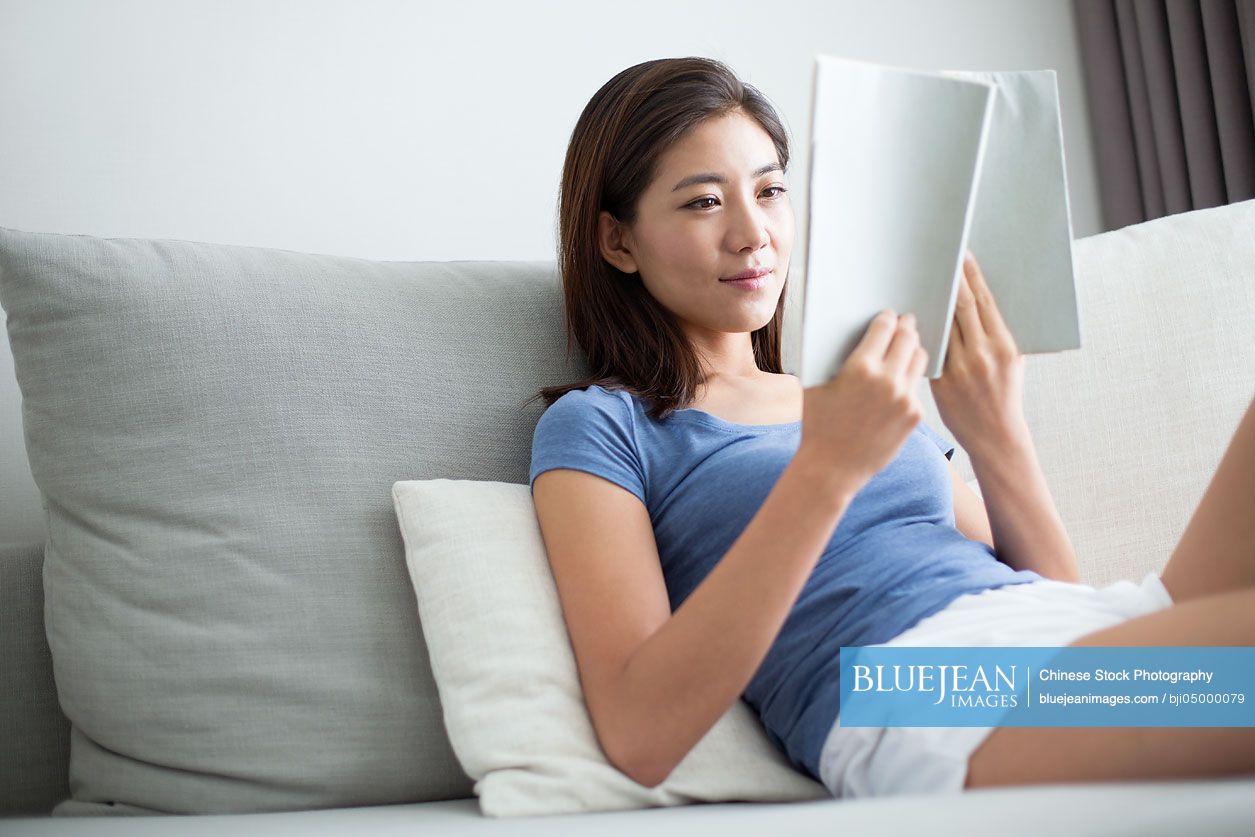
[907,344,929,382]
[884,312,919,377]
[946,301,965,350]
[963,251,1013,341]
[953,255,984,345]
[856,308,900,360]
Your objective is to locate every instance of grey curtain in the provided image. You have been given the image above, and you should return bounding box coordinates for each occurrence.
[1074,0,1255,230]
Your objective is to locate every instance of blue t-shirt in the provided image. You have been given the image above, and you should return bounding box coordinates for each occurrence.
[528,383,1042,781]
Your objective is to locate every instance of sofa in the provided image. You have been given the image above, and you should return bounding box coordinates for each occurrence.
[1,199,1253,835]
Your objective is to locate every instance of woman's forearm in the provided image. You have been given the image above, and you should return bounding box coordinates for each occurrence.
[608,451,860,788]
[967,423,1080,583]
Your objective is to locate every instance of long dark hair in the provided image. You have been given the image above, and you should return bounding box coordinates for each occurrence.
[528,56,792,421]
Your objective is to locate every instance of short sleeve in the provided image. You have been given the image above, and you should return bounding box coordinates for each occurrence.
[529,387,648,505]
[916,420,956,461]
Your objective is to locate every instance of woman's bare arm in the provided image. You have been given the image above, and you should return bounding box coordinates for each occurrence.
[930,253,1079,583]
[966,423,1080,582]
[533,453,860,788]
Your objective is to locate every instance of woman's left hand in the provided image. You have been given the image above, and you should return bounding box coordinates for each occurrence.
[929,251,1029,459]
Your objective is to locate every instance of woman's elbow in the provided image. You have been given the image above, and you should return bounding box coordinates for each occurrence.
[619,755,673,789]
[600,728,673,789]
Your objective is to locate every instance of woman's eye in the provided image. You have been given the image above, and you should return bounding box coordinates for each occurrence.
[686,187,788,210]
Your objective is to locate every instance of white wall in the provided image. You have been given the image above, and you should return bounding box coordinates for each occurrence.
[0,0,1102,544]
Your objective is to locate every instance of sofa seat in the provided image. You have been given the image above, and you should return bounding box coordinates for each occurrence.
[5,780,1255,835]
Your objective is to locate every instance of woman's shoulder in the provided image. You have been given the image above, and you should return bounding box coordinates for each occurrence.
[549,382,633,410]
[530,384,646,488]
[538,383,638,432]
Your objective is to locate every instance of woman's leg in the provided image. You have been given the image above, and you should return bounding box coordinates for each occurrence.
[964,396,1255,788]
[964,586,1255,789]
[1159,394,1255,603]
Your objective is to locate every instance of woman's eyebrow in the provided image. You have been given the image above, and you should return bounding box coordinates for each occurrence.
[671,162,784,192]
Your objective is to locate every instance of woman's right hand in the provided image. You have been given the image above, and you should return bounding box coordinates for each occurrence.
[798,309,929,487]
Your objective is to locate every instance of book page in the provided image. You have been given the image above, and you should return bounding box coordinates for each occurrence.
[940,69,1081,356]
[800,55,995,385]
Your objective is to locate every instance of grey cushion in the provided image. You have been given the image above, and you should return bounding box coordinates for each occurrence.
[0,227,584,813]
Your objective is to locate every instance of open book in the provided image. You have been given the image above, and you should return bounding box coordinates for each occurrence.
[797,55,1081,385]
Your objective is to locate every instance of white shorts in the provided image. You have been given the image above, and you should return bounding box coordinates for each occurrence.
[817,572,1175,799]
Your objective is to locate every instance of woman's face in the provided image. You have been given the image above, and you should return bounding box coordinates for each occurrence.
[599,109,794,344]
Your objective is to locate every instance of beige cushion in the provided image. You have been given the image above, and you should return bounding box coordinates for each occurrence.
[391,478,829,817]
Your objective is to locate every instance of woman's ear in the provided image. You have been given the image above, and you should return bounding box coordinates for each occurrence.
[597,210,639,274]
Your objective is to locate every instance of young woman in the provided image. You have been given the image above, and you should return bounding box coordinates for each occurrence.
[527,56,1255,798]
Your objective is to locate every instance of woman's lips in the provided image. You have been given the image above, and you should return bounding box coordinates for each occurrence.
[720,268,771,290]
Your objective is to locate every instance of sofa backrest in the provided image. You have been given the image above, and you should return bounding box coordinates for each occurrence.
[2,199,1253,814]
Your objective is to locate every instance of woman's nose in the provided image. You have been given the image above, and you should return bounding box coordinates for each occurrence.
[730,202,771,252]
